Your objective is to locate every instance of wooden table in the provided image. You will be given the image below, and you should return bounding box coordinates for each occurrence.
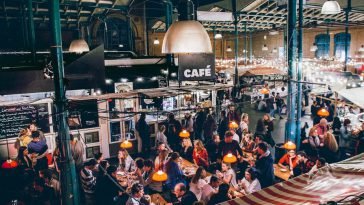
[151,193,168,205]
[273,164,291,181]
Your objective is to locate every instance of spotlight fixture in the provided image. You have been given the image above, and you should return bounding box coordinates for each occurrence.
[153,38,160,45]
[214,33,223,39]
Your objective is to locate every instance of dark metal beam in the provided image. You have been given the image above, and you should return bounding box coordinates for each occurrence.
[345,0,352,71]
[232,0,239,87]
[296,0,304,150]
[27,0,36,63]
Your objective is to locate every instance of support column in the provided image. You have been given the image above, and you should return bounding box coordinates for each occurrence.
[232,0,239,87]
[213,27,216,55]
[27,0,36,63]
[49,1,80,204]
[296,0,304,149]
[249,30,253,61]
[165,0,173,87]
[285,0,297,142]
[143,2,149,56]
[244,22,247,65]
[344,0,351,71]
[127,16,134,51]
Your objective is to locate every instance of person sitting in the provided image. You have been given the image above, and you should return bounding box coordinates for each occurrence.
[140,159,163,194]
[96,160,109,180]
[80,159,98,204]
[216,162,237,187]
[206,134,220,163]
[255,142,274,188]
[241,133,255,153]
[200,175,219,202]
[154,149,169,171]
[293,151,315,177]
[189,167,208,200]
[193,140,209,168]
[321,132,339,163]
[96,165,123,205]
[207,183,230,205]
[126,183,149,205]
[133,158,144,177]
[278,150,299,175]
[180,138,194,162]
[170,183,197,205]
[155,125,172,152]
[218,131,243,162]
[238,168,261,195]
[28,131,48,172]
[118,148,135,172]
[308,158,328,175]
[164,152,185,190]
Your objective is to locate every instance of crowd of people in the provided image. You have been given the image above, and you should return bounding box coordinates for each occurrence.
[2,88,364,205]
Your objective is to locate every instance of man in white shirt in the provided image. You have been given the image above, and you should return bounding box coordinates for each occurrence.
[201,175,220,202]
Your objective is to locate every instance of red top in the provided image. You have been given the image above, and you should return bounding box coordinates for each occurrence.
[193,148,209,167]
[278,153,299,168]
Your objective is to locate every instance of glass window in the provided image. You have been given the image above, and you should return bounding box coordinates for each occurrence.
[86,146,100,159]
[84,132,99,144]
[110,121,122,142]
[334,32,351,61]
[315,34,330,58]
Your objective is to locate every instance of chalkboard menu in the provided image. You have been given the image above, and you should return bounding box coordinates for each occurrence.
[0,103,50,139]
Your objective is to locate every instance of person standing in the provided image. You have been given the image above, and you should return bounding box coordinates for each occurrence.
[227,105,240,123]
[136,113,151,154]
[203,114,217,142]
[28,131,48,172]
[194,107,206,141]
[80,159,98,205]
[255,142,274,188]
[218,110,229,140]
[167,113,182,151]
[70,134,84,173]
[183,113,194,138]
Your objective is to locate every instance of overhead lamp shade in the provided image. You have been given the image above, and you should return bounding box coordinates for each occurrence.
[228,121,239,129]
[120,140,133,149]
[215,33,223,39]
[179,129,190,138]
[283,141,296,150]
[269,30,279,36]
[262,45,268,51]
[321,0,341,15]
[272,48,278,53]
[153,38,160,45]
[223,153,237,164]
[260,87,270,94]
[310,44,318,52]
[226,46,232,52]
[162,20,212,54]
[1,159,18,169]
[359,45,364,52]
[69,39,90,53]
[152,170,168,182]
[317,107,330,117]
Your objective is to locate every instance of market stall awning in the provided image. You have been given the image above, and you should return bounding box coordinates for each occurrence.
[337,87,364,109]
[241,67,286,76]
[220,154,364,205]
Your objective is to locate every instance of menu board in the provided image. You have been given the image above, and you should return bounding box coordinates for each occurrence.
[0,103,50,139]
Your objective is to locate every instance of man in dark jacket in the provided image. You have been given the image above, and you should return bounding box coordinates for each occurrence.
[194,107,206,140]
[218,110,229,139]
[167,113,182,151]
[171,183,197,205]
[255,142,274,188]
[136,113,151,153]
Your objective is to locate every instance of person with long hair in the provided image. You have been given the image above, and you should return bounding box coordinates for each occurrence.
[190,167,208,200]
[239,113,249,135]
[117,148,135,172]
[241,133,255,153]
[238,168,261,195]
[263,114,275,147]
[17,146,33,170]
[155,125,172,151]
[216,162,237,187]
[193,140,209,168]
[164,152,185,190]
[307,127,321,160]
[180,138,194,162]
[321,132,339,163]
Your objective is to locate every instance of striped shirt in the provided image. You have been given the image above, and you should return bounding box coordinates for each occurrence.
[80,167,96,194]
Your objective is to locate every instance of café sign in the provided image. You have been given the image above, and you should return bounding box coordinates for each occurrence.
[178,54,215,81]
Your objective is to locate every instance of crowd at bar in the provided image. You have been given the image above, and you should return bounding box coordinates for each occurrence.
[2,86,364,204]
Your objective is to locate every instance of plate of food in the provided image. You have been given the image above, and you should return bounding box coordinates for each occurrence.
[280,168,288,172]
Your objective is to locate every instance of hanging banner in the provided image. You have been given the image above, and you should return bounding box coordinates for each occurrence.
[178,54,215,81]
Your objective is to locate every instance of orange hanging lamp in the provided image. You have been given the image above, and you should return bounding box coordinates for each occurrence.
[228,121,239,129]
[120,140,133,149]
[2,159,18,169]
[260,87,270,95]
[152,170,168,182]
[317,107,330,117]
[179,129,190,138]
[223,153,237,164]
[283,141,296,150]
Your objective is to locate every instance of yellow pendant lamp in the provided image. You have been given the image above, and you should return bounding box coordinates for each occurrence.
[228,121,239,129]
[283,141,296,150]
[152,170,168,182]
[179,129,190,138]
[120,140,133,149]
[223,153,237,164]
[317,107,330,117]
[260,87,270,94]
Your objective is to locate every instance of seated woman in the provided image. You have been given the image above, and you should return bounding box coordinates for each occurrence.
[189,167,208,200]
[238,168,261,195]
[278,150,299,175]
[164,152,185,190]
[155,125,172,152]
[193,140,209,168]
[133,158,144,176]
[180,138,194,162]
[241,133,255,153]
[216,162,237,188]
[117,148,135,172]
